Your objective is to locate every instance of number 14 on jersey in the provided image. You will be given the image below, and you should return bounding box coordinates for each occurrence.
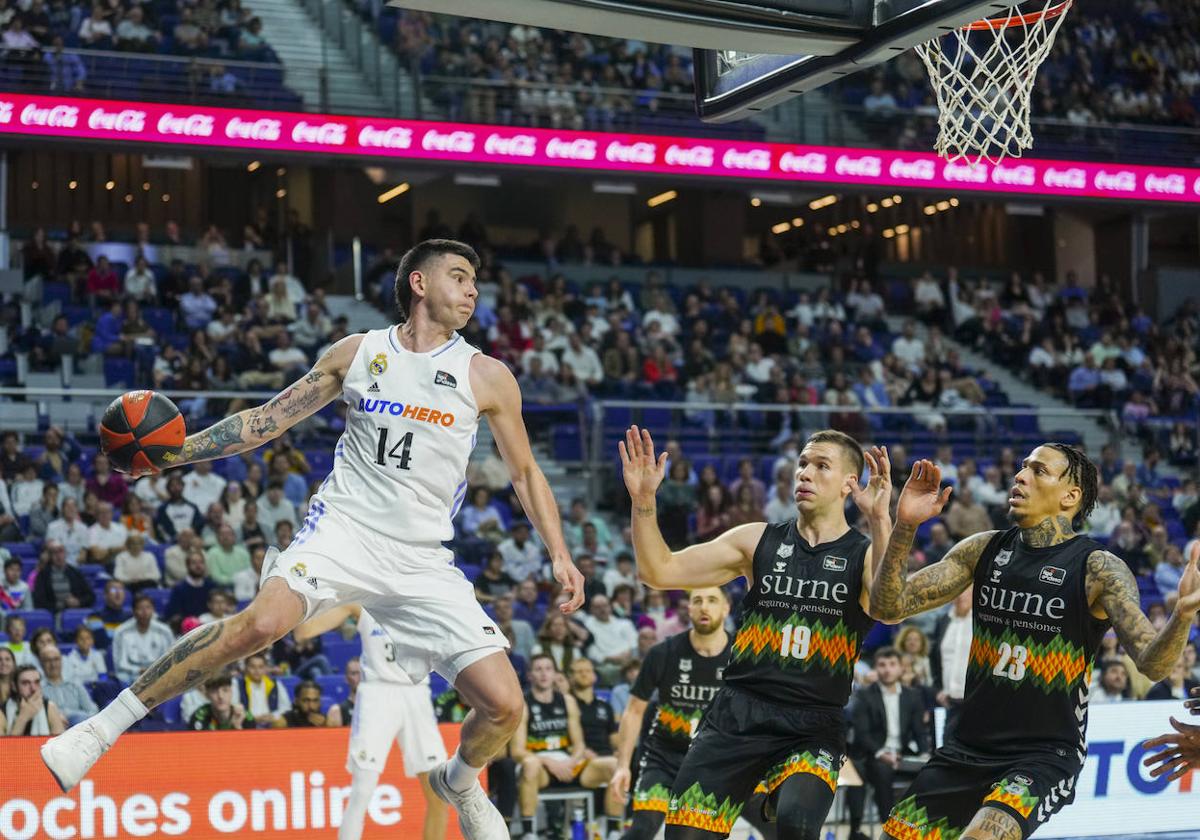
[375,427,414,470]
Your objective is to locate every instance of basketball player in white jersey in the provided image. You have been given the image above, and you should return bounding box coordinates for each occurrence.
[294,603,449,840]
[42,239,585,840]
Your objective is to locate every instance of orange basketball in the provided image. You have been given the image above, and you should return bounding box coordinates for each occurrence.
[99,390,186,477]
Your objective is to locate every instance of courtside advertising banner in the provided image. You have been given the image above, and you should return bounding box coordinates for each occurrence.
[0,93,1198,204]
[934,700,1198,837]
[0,725,466,839]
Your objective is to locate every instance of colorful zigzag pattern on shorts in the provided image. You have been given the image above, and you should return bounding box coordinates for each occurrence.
[633,782,672,813]
[982,778,1039,819]
[731,613,858,674]
[881,796,965,840]
[752,750,839,795]
[665,782,745,834]
[967,626,1092,694]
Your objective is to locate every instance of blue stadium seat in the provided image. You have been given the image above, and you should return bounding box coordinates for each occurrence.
[12,609,54,632]
[103,358,135,388]
[323,639,359,671]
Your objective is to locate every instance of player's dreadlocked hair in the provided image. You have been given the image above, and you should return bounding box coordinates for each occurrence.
[393,239,481,320]
[1046,442,1098,530]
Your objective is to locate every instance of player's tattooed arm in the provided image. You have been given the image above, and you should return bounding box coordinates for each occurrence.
[962,807,1023,840]
[176,335,361,466]
[870,527,992,622]
[1089,548,1196,681]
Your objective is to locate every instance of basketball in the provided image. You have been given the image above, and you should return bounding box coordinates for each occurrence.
[99,390,187,477]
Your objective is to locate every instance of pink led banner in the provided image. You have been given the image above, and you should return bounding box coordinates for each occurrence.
[2,93,1198,203]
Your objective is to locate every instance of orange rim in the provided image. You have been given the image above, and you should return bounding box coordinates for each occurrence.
[963,0,1072,30]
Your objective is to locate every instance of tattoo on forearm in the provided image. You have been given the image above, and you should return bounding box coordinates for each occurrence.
[304,370,325,384]
[871,521,916,619]
[634,505,656,518]
[131,622,224,706]
[1020,515,1074,548]
[182,416,244,462]
[964,807,1022,840]
[873,527,989,620]
[1089,549,1183,678]
[248,410,279,439]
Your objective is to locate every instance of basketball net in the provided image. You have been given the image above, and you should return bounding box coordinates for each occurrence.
[916,0,1072,164]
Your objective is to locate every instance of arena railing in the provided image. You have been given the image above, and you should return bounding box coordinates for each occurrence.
[580,400,1120,507]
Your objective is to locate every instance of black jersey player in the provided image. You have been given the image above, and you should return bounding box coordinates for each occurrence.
[619,427,893,840]
[871,444,1200,840]
[610,587,732,839]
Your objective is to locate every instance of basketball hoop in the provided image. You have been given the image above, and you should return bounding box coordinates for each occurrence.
[916,0,1073,164]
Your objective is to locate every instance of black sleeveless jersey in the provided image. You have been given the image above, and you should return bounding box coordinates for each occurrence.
[631,630,731,753]
[525,689,572,753]
[724,521,875,709]
[950,528,1111,762]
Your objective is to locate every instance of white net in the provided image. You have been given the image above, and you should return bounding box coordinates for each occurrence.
[915,0,1072,164]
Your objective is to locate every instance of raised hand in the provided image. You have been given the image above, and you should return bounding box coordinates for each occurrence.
[1142,716,1200,781]
[619,425,667,502]
[896,460,953,526]
[1175,540,1200,615]
[850,445,892,521]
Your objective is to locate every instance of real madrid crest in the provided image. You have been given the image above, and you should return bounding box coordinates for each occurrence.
[369,353,388,376]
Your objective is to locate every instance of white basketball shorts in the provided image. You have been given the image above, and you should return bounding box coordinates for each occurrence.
[262,501,507,684]
[347,681,448,777]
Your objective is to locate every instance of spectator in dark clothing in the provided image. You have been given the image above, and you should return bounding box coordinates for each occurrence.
[474,551,518,604]
[847,647,929,840]
[165,550,216,631]
[32,539,96,614]
[0,432,31,481]
[155,474,204,542]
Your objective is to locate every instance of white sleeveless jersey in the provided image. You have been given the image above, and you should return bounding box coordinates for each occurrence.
[358,610,428,686]
[314,327,480,544]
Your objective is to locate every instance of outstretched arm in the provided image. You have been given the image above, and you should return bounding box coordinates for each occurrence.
[473,354,584,614]
[1089,542,1200,682]
[620,426,756,589]
[174,335,361,468]
[292,603,360,643]
[869,459,990,623]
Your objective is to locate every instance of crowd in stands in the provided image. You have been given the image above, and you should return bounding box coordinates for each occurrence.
[0,0,281,102]
[5,217,1200,834]
[359,8,703,132]
[850,0,1200,155]
[896,267,1200,460]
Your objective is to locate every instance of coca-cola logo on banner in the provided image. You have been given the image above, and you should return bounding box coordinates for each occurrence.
[722,148,771,171]
[1143,173,1185,195]
[0,102,12,124]
[225,116,282,142]
[21,103,78,128]
[422,128,476,153]
[158,112,214,137]
[942,160,989,184]
[483,133,537,157]
[991,164,1036,187]
[358,125,413,149]
[1042,167,1086,190]
[88,107,146,133]
[546,136,597,161]
[779,151,827,174]
[834,154,882,178]
[888,158,936,181]
[292,120,347,145]
[604,140,656,165]
[1094,170,1137,192]
[664,144,715,168]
